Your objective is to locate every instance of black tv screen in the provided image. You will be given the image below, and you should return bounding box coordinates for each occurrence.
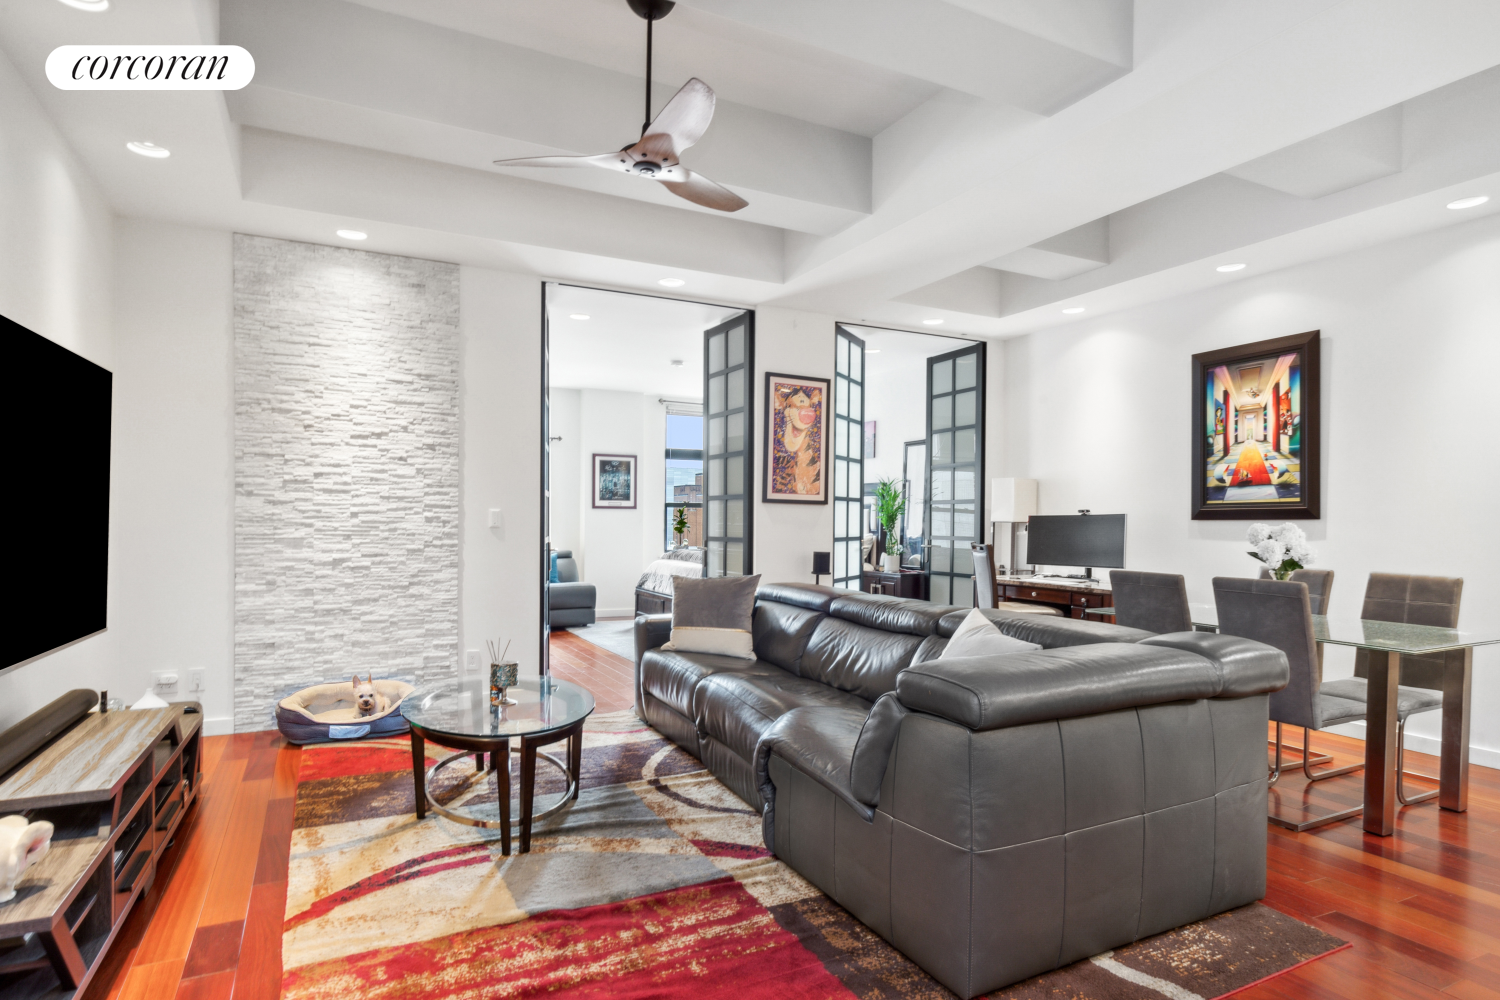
[3,314,111,671]
[1027,513,1127,570]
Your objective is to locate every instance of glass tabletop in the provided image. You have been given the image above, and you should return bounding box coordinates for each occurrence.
[1083,605,1500,653]
[401,675,595,740]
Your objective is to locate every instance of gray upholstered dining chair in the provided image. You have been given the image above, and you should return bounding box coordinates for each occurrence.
[1318,573,1462,806]
[1258,568,1335,615]
[1213,576,1367,828]
[971,543,999,609]
[1109,570,1191,634]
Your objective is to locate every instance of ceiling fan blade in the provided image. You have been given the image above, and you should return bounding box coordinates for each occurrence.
[643,77,715,155]
[660,168,748,212]
[492,153,619,170]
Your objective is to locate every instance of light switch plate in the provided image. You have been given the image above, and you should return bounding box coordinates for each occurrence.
[188,668,206,695]
[487,508,503,528]
[152,670,180,697]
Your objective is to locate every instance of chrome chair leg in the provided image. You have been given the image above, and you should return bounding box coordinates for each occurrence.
[1302,726,1362,782]
[1268,721,1283,787]
[1395,716,1439,806]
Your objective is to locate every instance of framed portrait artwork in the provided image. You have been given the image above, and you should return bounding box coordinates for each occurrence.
[1192,330,1320,519]
[592,453,637,509]
[762,372,829,504]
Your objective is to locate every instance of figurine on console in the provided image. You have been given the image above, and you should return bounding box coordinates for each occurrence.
[0,814,54,903]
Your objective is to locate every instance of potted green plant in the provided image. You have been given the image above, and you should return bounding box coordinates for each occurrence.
[672,506,690,548]
[874,478,907,572]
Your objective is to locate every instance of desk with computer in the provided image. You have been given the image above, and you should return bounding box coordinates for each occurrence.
[989,511,1126,618]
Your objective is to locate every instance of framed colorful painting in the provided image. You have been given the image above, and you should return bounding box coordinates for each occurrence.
[1192,330,1320,519]
[762,372,829,504]
[592,453,637,509]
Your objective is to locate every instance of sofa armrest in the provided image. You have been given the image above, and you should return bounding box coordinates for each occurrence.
[1138,632,1289,696]
[633,614,673,713]
[895,643,1223,731]
[754,707,870,855]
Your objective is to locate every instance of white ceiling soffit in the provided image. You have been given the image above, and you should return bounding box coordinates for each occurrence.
[984,217,1109,279]
[1224,106,1404,199]
[221,0,872,237]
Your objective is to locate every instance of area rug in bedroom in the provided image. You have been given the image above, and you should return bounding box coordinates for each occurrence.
[566,619,636,660]
[282,712,1348,999]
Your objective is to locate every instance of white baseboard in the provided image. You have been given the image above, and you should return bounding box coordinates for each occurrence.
[204,715,234,736]
[594,608,635,620]
[1322,720,1500,771]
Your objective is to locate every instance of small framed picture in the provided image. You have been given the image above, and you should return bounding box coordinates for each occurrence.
[763,373,829,504]
[592,453,637,509]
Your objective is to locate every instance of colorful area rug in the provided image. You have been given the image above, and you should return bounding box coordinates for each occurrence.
[282,711,1347,999]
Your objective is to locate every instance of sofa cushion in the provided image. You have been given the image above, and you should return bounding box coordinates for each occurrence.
[757,582,840,612]
[697,670,871,764]
[829,593,954,636]
[799,617,925,702]
[755,705,873,855]
[639,648,782,718]
[752,600,825,672]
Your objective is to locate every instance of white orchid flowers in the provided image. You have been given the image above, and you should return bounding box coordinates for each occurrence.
[1246,522,1314,579]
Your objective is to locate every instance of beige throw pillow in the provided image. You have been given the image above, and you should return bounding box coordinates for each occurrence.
[661,575,761,660]
[940,608,1042,659]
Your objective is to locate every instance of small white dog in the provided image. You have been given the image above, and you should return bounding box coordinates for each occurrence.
[352,674,390,717]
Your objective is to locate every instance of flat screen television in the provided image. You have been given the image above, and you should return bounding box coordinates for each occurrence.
[1026,513,1126,578]
[3,313,112,672]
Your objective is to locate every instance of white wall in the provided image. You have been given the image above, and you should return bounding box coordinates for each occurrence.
[998,211,1500,764]
[863,356,925,485]
[549,387,582,556]
[459,267,544,679]
[576,389,649,616]
[0,47,116,729]
[111,221,234,730]
[754,307,836,585]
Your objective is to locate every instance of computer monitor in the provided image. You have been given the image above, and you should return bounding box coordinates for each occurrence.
[1025,514,1126,580]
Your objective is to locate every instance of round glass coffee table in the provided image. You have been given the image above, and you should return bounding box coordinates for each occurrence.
[402,675,595,855]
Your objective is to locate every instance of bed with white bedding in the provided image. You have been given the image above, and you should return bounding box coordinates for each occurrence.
[634,547,704,615]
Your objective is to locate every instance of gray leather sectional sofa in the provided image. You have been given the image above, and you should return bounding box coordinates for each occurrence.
[633,583,1288,998]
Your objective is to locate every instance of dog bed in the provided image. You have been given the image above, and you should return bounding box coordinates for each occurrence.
[275,680,416,745]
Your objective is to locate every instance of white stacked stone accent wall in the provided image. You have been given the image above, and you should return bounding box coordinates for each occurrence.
[233,235,460,732]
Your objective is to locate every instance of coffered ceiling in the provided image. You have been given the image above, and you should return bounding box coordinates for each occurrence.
[3,0,1500,336]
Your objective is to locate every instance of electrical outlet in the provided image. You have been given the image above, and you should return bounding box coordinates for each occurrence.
[152,670,180,698]
[465,650,482,675]
[188,669,206,696]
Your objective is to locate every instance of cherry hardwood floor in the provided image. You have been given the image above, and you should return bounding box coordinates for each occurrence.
[77,637,1500,999]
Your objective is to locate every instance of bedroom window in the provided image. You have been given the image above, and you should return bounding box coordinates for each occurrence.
[665,407,704,550]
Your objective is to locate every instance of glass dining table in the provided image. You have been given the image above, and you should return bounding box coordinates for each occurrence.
[1086,605,1500,835]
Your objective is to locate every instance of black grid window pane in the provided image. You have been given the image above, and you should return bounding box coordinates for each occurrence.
[833,327,865,591]
[705,316,752,577]
[925,344,984,608]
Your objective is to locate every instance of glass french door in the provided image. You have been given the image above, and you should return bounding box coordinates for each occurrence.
[925,343,985,606]
[832,326,865,590]
[703,314,753,577]
[902,439,927,569]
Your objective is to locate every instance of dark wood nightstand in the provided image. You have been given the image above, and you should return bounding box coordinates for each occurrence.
[860,569,928,600]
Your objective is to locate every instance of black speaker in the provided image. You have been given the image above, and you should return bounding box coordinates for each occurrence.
[812,551,831,577]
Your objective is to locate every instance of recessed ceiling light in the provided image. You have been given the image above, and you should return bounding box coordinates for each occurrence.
[1061,306,1086,315]
[1448,195,1490,210]
[670,359,685,367]
[126,141,169,158]
[57,0,109,10]
[658,277,685,288]
[569,314,590,321]
[922,318,944,326]
[1216,263,1247,272]
[866,349,881,354]
[336,229,367,240]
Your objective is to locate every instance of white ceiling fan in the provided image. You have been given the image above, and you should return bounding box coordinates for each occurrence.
[493,0,748,213]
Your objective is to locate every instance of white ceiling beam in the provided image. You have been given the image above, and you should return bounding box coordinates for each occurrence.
[1224,106,1404,199]
[239,128,786,282]
[222,0,871,221]
[984,217,1109,279]
[675,0,1130,114]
